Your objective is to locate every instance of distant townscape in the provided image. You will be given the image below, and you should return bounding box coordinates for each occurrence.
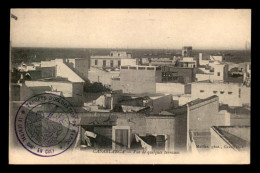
[10,46,250,154]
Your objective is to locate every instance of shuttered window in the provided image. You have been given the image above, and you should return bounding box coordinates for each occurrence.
[115,129,128,149]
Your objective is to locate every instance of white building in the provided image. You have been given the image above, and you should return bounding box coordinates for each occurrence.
[199,53,209,66]
[210,55,223,62]
[39,59,85,83]
[121,58,137,66]
[191,82,242,107]
[199,53,223,66]
[40,59,59,67]
[156,83,191,95]
[90,51,132,68]
[16,58,85,106]
[196,61,228,82]
[65,58,89,80]
[178,57,197,68]
[88,67,120,86]
[17,63,37,72]
[240,86,250,106]
[23,79,84,106]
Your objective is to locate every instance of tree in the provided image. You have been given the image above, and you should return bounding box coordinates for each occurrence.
[113,104,123,112]
[83,80,111,93]
[83,79,92,92]
[91,82,104,93]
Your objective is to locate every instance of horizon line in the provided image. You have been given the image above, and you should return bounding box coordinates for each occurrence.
[11,46,250,51]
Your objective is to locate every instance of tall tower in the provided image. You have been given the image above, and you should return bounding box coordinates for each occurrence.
[182,46,192,57]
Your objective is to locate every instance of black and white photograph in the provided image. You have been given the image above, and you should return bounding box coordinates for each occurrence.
[9,8,251,164]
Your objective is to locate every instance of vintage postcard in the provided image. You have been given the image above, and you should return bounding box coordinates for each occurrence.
[9,8,251,164]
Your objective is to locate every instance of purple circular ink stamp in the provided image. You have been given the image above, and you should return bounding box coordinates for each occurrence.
[15,93,79,157]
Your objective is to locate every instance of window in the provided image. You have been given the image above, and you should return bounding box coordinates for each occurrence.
[162,66,166,71]
[220,91,224,94]
[121,66,128,69]
[155,135,166,150]
[200,90,204,93]
[217,72,220,76]
[138,67,145,70]
[112,126,130,150]
[110,60,114,67]
[147,67,154,70]
[95,60,98,65]
[118,60,121,66]
[213,91,217,94]
[129,67,137,70]
[115,129,128,149]
[103,60,106,67]
[228,92,233,95]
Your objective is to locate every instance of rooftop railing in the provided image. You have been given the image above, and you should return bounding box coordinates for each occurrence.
[120,65,161,71]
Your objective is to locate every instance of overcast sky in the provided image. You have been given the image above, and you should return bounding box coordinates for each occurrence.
[10,9,251,50]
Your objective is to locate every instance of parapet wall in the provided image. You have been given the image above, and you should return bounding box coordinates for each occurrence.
[156,83,191,95]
